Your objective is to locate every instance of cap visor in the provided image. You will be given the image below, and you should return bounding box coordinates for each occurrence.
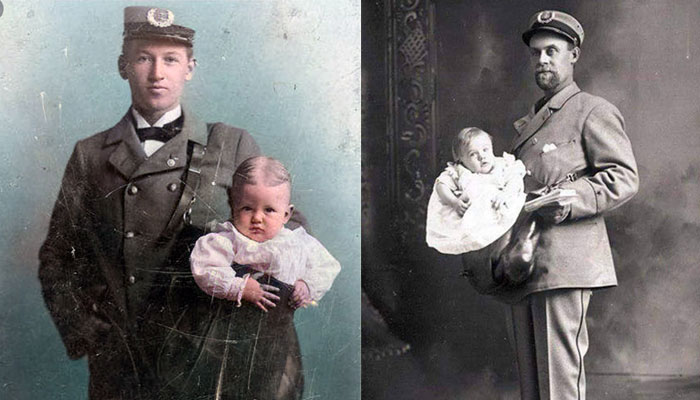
[124,33,192,46]
[522,26,577,46]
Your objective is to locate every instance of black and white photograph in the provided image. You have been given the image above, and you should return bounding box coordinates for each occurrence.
[0,1,359,399]
[362,1,700,399]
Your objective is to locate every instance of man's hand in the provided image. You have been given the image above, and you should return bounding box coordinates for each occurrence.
[242,278,280,312]
[81,314,112,353]
[89,315,112,333]
[536,203,571,224]
[289,280,312,310]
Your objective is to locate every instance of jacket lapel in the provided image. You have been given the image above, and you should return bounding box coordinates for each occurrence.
[106,112,146,179]
[511,83,581,152]
[130,106,209,179]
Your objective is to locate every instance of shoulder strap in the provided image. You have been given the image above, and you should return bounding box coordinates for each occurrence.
[160,128,210,240]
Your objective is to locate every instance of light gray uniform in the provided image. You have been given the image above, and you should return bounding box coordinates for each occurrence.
[503,82,638,399]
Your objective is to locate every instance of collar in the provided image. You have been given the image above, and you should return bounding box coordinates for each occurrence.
[105,105,208,147]
[541,82,580,111]
[131,105,182,129]
[513,82,581,135]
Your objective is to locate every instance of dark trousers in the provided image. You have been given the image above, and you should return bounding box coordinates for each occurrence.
[87,267,303,400]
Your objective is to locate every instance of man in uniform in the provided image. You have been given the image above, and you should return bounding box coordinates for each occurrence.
[504,10,639,400]
[38,6,302,399]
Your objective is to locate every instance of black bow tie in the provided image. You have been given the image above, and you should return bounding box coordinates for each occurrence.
[136,118,182,142]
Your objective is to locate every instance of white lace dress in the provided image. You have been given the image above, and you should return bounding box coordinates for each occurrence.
[426,153,527,254]
[190,221,341,302]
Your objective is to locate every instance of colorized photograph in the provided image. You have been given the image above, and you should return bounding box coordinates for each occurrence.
[0,1,359,399]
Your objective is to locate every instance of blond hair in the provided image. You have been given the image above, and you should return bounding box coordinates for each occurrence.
[228,156,291,205]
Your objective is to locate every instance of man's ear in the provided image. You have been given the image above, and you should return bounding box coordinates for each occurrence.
[570,46,580,65]
[185,58,195,81]
[284,204,295,223]
[118,55,129,80]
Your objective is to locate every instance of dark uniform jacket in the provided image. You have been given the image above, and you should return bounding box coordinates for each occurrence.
[495,82,639,303]
[38,107,303,399]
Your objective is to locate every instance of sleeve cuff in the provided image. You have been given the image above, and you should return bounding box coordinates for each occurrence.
[235,273,250,307]
[560,178,598,220]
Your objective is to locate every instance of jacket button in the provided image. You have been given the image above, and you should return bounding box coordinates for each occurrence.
[125,231,135,238]
[167,158,176,167]
[168,183,178,192]
[129,275,136,284]
[128,185,138,195]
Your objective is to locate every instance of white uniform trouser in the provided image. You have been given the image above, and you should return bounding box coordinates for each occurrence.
[508,288,592,400]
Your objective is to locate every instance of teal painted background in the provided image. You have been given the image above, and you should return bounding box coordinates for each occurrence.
[0,1,360,398]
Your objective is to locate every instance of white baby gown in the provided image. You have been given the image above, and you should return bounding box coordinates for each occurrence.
[426,153,527,255]
[191,221,341,302]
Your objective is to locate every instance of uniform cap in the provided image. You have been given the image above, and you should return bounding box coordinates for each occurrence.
[123,6,194,46]
[522,10,584,47]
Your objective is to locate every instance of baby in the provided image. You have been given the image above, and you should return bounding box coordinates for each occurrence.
[190,156,341,311]
[426,127,527,255]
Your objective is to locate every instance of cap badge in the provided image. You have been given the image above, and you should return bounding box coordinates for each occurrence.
[537,11,555,24]
[146,8,174,28]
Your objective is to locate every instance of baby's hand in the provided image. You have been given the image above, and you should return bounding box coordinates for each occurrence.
[242,278,280,312]
[452,197,471,217]
[492,192,508,212]
[289,280,312,310]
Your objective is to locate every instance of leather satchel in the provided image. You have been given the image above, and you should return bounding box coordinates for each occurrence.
[460,210,540,295]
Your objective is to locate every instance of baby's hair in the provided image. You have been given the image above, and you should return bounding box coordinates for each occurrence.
[228,156,292,205]
[452,127,493,162]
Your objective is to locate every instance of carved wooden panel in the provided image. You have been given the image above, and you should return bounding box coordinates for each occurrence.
[387,0,437,245]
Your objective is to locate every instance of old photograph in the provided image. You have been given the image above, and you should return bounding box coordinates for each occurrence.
[0,1,359,399]
[362,0,700,399]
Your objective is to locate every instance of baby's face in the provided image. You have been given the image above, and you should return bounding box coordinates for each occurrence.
[232,183,292,242]
[460,134,495,174]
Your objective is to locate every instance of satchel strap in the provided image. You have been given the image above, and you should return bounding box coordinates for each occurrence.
[534,166,591,195]
[161,139,206,240]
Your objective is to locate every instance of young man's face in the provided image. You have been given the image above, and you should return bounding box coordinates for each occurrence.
[460,133,495,174]
[528,31,578,95]
[121,39,194,118]
[232,183,293,243]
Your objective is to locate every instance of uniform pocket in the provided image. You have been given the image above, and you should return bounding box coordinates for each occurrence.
[538,138,586,184]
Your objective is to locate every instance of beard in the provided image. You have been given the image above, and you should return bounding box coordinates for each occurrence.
[535,70,561,91]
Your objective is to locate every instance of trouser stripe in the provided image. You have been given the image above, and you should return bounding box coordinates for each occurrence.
[575,290,585,400]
